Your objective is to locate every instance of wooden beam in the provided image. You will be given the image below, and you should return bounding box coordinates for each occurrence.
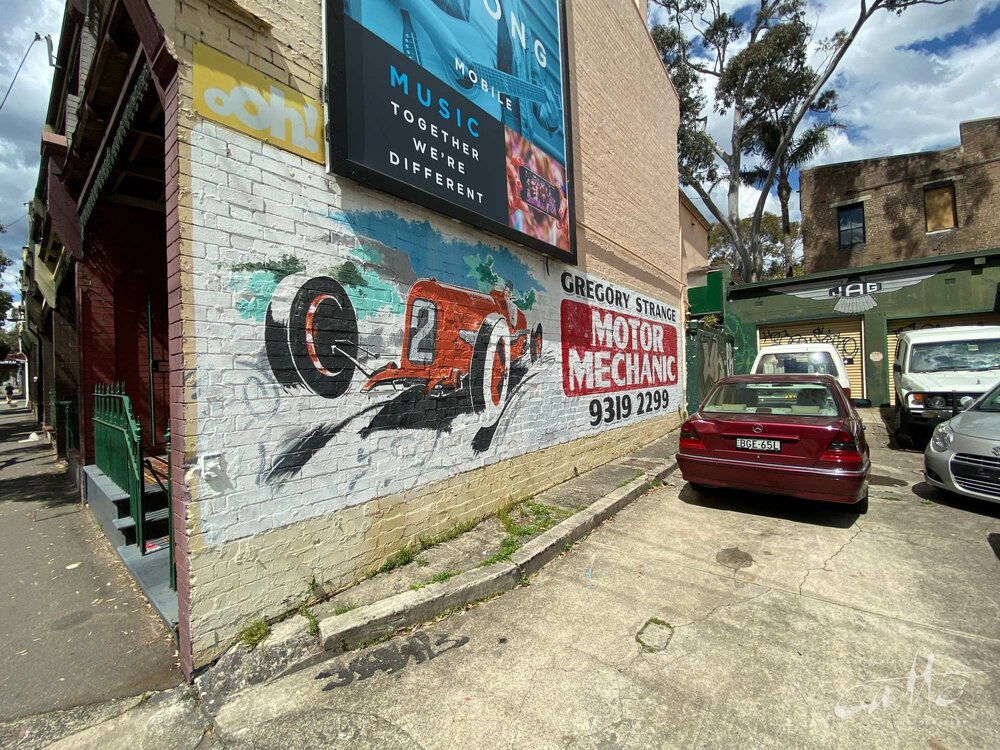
[76,48,145,211]
[47,161,82,259]
[123,0,177,101]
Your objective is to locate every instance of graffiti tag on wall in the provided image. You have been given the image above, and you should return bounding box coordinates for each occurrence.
[761,326,861,361]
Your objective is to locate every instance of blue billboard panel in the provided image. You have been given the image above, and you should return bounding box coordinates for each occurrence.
[327,0,576,262]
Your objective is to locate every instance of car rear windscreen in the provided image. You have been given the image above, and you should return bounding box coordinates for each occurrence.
[704,382,841,417]
[755,351,838,377]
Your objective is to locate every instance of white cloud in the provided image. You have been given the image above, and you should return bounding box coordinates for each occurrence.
[0,0,64,308]
[667,0,1000,224]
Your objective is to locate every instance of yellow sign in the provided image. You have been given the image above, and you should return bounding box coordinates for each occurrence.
[193,43,325,164]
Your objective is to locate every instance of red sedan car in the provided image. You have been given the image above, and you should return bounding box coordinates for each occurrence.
[677,375,870,513]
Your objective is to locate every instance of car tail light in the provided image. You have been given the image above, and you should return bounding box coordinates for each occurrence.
[817,428,863,470]
[679,421,705,451]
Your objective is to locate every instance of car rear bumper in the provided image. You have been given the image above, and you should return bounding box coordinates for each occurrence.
[676,452,869,504]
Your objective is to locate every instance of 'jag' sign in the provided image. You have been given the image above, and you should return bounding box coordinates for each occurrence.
[829,281,882,299]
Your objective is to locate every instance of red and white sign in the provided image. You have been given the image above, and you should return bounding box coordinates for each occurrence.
[560,300,678,397]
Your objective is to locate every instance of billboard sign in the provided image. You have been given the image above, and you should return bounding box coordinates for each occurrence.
[325,0,576,262]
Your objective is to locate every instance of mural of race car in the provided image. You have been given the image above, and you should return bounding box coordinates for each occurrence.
[265,274,543,428]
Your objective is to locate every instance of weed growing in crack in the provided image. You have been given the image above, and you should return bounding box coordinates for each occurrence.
[239,620,270,651]
[358,630,392,649]
[332,601,357,616]
[298,605,319,636]
[379,547,416,574]
[478,501,571,566]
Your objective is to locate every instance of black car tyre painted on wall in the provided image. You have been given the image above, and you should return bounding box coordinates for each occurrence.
[266,274,359,398]
[470,314,511,427]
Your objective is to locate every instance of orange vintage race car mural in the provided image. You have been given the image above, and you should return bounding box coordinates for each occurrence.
[264,273,543,445]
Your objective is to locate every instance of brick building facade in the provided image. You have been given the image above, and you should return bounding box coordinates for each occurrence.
[24,0,683,678]
[800,117,1000,273]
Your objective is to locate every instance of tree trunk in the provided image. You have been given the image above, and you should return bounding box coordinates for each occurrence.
[778,175,793,275]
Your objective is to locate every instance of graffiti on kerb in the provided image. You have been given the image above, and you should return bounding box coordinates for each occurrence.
[315,632,470,690]
[194,206,679,542]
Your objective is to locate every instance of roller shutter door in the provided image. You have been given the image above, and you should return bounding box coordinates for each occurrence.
[887,313,1000,381]
[757,318,865,397]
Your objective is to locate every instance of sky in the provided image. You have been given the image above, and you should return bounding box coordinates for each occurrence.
[648,0,1000,227]
[1,0,999,309]
[0,0,64,324]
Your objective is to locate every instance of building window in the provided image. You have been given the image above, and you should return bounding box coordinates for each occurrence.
[924,182,957,233]
[837,203,865,248]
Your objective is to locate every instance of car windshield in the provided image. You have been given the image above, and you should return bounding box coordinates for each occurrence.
[703,382,842,417]
[755,351,838,376]
[909,338,1000,373]
[972,383,1000,413]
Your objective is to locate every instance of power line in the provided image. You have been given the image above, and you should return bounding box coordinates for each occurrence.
[0,213,28,234]
[0,33,42,116]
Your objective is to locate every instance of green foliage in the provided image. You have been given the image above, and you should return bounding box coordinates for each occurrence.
[332,601,357,616]
[430,570,459,584]
[0,327,18,361]
[239,620,270,650]
[231,253,305,279]
[0,250,12,327]
[481,500,571,566]
[709,212,801,280]
[378,547,416,574]
[649,0,954,282]
[419,517,482,550]
[358,630,393,649]
[298,605,319,636]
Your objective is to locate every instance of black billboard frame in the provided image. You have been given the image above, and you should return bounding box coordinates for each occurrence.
[323,0,578,266]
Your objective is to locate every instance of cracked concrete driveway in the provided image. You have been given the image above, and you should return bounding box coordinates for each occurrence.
[212,444,1000,748]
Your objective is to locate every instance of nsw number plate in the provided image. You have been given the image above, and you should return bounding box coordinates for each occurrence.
[735,438,780,452]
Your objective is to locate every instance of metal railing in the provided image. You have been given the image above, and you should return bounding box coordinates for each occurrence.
[93,384,147,553]
[53,398,79,455]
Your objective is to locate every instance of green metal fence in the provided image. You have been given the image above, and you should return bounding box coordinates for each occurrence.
[685,322,735,414]
[93,384,147,553]
[53,398,80,455]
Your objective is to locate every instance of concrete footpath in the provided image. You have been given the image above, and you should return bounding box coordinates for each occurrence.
[5,406,1000,748]
[0,398,181,724]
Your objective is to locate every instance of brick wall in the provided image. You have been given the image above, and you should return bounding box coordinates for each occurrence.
[163,0,682,668]
[801,117,1000,273]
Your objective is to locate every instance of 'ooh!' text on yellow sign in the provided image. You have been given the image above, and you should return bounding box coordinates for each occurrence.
[193,43,325,164]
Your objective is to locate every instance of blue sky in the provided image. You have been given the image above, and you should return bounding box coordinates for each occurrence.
[2,0,999,311]
[0,0,63,325]
[649,0,1000,225]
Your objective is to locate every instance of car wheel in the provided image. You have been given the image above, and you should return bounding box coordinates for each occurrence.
[266,275,359,398]
[471,315,511,425]
[530,323,543,363]
[853,491,869,515]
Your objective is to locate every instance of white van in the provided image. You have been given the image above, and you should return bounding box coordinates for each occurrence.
[751,343,853,396]
[893,325,1000,433]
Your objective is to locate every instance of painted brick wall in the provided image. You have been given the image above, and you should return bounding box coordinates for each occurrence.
[165,0,682,667]
[801,117,1000,273]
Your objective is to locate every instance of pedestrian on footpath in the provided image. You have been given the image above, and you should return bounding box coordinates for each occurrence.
[4,382,14,407]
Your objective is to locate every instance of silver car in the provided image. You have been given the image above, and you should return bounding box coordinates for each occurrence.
[924,382,1000,503]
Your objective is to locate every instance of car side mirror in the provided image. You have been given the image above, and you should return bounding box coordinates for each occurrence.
[853,398,872,409]
[892,363,901,374]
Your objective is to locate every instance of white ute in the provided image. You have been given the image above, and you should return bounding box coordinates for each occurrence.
[893,325,1000,437]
